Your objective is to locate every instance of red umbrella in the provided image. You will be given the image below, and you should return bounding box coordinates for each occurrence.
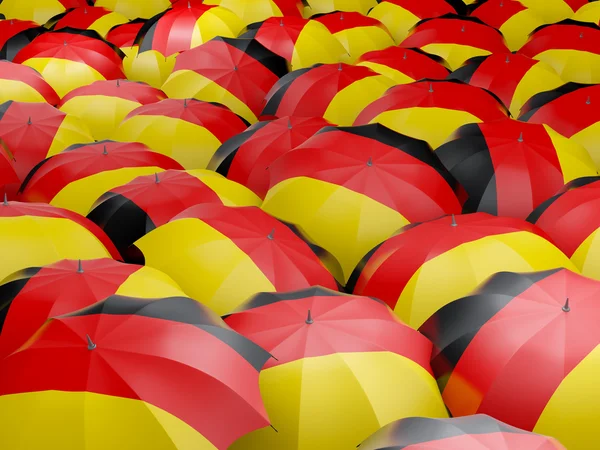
[0,138,18,188]
[47,6,129,37]
[105,20,146,48]
[0,19,44,61]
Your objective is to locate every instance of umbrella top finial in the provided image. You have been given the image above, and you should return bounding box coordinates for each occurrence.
[77,259,84,273]
[287,119,292,129]
[267,228,275,240]
[505,54,510,63]
[116,79,120,87]
[518,132,523,142]
[183,98,187,107]
[429,82,434,93]
[580,32,584,39]
[27,117,31,125]
[403,51,407,60]
[155,173,160,183]
[461,25,465,32]
[3,193,7,206]
[86,334,97,350]
[188,0,191,7]
[586,96,591,105]
[280,18,284,26]
[63,39,67,46]
[562,298,570,312]
[306,309,314,324]
[340,12,344,20]
[451,214,458,226]
[338,62,342,71]
[9,19,13,25]
[103,145,108,155]
[84,6,87,13]
[367,157,373,167]
[233,65,238,71]
[499,0,503,6]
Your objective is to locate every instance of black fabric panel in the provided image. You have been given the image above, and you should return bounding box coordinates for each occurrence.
[18,155,54,194]
[0,267,42,334]
[519,82,586,121]
[345,241,384,294]
[215,36,289,79]
[0,27,45,61]
[0,100,13,121]
[446,55,487,83]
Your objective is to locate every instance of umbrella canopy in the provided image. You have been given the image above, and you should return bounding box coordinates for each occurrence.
[162,37,288,124]
[435,119,598,219]
[94,0,174,20]
[0,139,19,188]
[58,79,165,140]
[354,79,508,149]
[519,20,600,84]
[48,6,129,37]
[225,287,448,449]
[87,169,261,255]
[0,258,185,358]
[349,213,576,329]
[301,0,377,16]
[0,200,120,282]
[128,204,339,314]
[399,15,510,71]
[13,28,125,97]
[0,294,271,449]
[133,1,245,57]
[359,415,566,450]
[448,53,564,118]
[239,17,346,70]
[208,115,330,198]
[112,99,250,169]
[0,61,59,105]
[357,46,451,84]
[215,0,303,25]
[519,83,600,168]
[420,268,600,450]
[527,176,600,280]
[367,0,464,44]
[0,19,45,61]
[262,63,397,126]
[312,11,395,63]
[0,0,88,24]
[105,19,145,48]
[18,140,184,215]
[518,0,588,23]
[261,124,461,285]
[572,1,600,24]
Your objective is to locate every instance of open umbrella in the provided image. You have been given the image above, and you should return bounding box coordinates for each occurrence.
[0,0,88,24]
[572,1,600,24]
[518,0,588,23]
[94,0,174,20]
[301,0,377,16]
[0,19,45,61]
[217,0,303,25]
[48,6,129,37]
[0,61,59,104]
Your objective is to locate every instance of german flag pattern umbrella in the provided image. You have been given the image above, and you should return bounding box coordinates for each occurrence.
[0,19,44,61]
[0,295,271,449]
[261,124,461,285]
[519,20,600,84]
[18,140,184,215]
[217,0,303,25]
[112,99,250,169]
[354,79,509,149]
[420,269,600,450]
[105,20,144,48]
[129,203,339,314]
[162,37,288,124]
[58,79,165,140]
[350,213,576,329]
[436,119,598,219]
[399,15,510,71]
[95,0,175,20]
[225,287,449,449]
[0,60,59,105]
[359,415,566,450]
[13,28,126,97]
[262,63,397,126]
[87,169,261,255]
[48,6,129,37]
[448,53,564,118]
[0,258,185,358]
[0,0,88,24]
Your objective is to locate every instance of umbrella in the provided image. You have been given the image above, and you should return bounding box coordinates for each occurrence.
[448,53,564,118]
[58,79,165,140]
[13,28,125,97]
[262,63,397,126]
[47,6,129,37]
[312,11,395,63]
[354,79,508,149]
[112,99,250,169]
[18,140,184,216]
[572,1,600,24]
[216,0,303,25]
[225,287,449,449]
[519,20,600,84]
[399,15,509,71]
[301,0,377,16]
[94,0,174,20]
[349,213,576,329]
[0,258,186,358]
[261,124,461,285]
[420,268,600,450]
[0,0,88,24]
[518,0,588,23]
[357,46,451,84]
[162,37,288,124]
[87,169,261,255]
[239,17,346,70]
[208,115,330,198]
[0,19,45,61]
[436,119,598,219]
[133,1,245,57]
[0,294,271,449]
[519,83,600,168]
[0,60,59,105]
[359,415,566,450]
[527,176,600,280]
[128,203,339,314]
[105,19,145,48]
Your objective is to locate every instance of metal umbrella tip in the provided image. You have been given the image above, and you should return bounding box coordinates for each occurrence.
[27,117,31,125]
[580,32,584,38]
[233,65,238,71]
[155,173,160,183]
[2,193,7,206]
[586,96,591,105]
[403,51,407,60]
[188,0,191,7]
[518,132,523,142]
[86,334,96,350]
[305,309,314,324]
[429,83,434,93]
[451,214,458,226]
[562,298,570,312]
[505,55,510,63]
[77,259,84,273]
[367,157,373,167]
[103,145,108,155]
[280,18,284,26]
[183,98,187,107]
[287,119,292,129]
[461,25,465,32]
[267,228,275,240]
[499,0,503,6]
[84,7,87,13]
[63,39,67,46]
[116,79,120,87]
[338,62,342,71]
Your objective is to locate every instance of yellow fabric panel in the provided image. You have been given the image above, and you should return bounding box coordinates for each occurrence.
[570,122,600,170]
[291,20,346,69]
[46,114,95,157]
[133,218,275,315]
[219,0,282,25]
[230,351,447,450]
[122,47,177,90]
[571,228,600,280]
[420,43,492,72]
[533,49,600,84]
[50,166,168,216]
[367,2,420,44]
[0,0,65,23]
[0,391,216,449]
[333,28,395,64]
[543,124,598,181]
[356,62,415,84]
[0,80,47,103]
[510,60,564,118]
[186,169,262,207]
[89,11,129,37]
[499,10,545,52]
[94,0,172,19]
[116,265,187,298]
[572,2,600,23]
[191,7,246,48]
[517,0,576,23]
[301,0,377,17]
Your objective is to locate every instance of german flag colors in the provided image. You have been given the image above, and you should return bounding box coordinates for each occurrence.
[95,0,174,20]
[448,53,564,118]
[112,99,250,169]
[0,61,59,105]
[225,287,448,450]
[261,124,461,285]
[87,169,261,255]
[519,0,589,23]
[354,79,508,149]
[301,0,377,17]
[435,119,598,219]
[105,20,145,48]
[0,0,88,24]
[350,213,576,329]
[0,295,271,449]
[528,176,600,280]
[262,63,397,126]
[0,19,44,61]
[420,269,600,450]
[48,6,129,38]
[0,258,185,358]
[519,20,600,84]
[217,0,303,25]
[18,140,184,216]
[359,415,566,450]
[573,1,600,24]
[162,37,288,124]
[208,115,330,198]
[129,204,339,314]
